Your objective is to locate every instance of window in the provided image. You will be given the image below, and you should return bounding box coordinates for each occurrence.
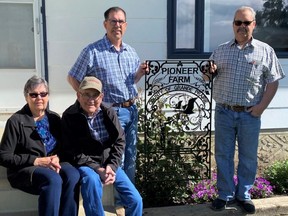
[168,0,288,59]
[0,3,35,69]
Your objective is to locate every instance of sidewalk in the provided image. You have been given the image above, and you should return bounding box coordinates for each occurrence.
[141,196,288,216]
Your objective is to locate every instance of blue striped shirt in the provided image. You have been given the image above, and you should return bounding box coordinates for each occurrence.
[210,38,285,106]
[69,35,140,103]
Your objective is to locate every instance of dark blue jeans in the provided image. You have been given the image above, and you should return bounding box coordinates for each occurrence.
[28,162,80,216]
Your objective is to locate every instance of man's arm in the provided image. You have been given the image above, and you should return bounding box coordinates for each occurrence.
[67,75,80,92]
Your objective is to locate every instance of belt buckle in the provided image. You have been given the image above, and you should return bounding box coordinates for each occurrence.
[122,101,130,108]
[232,105,249,112]
[122,99,134,108]
[232,106,243,112]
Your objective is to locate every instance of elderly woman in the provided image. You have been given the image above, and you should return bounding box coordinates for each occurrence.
[0,75,80,216]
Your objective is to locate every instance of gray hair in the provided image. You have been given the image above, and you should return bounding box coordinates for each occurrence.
[23,75,49,96]
[234,6,256,21]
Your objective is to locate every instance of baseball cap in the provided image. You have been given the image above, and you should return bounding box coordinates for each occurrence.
[79,76,102,93]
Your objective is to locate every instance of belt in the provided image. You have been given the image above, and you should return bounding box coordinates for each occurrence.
[221,104,251,112]
[112,99,135,108]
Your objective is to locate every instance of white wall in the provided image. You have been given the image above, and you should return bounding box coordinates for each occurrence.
[45,0,167,113]
[45,0,287,129]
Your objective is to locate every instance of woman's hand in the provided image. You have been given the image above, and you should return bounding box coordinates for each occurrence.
[34,155,61,173]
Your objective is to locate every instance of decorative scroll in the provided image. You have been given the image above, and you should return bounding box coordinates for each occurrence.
[137,60,214,206]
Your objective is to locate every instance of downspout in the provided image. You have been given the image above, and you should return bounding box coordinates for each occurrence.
[40,0,48,82]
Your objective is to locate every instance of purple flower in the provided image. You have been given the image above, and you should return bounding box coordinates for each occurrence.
[187,172,273,204]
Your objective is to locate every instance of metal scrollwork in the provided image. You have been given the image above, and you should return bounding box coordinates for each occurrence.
[140,60,214,194]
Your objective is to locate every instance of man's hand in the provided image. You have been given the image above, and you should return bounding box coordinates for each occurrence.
[202,61,217,81]
[97,166,116,185]
[134,61,149,83]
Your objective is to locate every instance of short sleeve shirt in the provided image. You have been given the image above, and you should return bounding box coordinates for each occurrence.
[210,38,285,106]
[69,35,140,104]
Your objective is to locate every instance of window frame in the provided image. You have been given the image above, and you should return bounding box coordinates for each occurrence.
[167,0,288,59]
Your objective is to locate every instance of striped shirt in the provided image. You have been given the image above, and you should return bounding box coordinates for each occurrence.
[69,35,140,104]
[210,38,285,106]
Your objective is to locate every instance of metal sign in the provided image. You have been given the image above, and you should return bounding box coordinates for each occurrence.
[137,59,213,206]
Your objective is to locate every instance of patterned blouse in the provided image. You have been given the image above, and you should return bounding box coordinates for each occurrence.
[35,115,57,154]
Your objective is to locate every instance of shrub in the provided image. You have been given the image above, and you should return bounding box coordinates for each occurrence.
[264,159,288,194]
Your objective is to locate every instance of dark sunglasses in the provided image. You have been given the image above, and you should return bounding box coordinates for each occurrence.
[234,20,254,26]
[28,92,48,98]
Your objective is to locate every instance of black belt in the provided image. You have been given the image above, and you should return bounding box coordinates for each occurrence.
[221,104,251,112]
[112,99,135,108]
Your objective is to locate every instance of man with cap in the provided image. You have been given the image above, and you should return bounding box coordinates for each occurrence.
[61,76,143,216]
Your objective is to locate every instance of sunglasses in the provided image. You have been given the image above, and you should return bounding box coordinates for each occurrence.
[28,92,49,98]
[234,20,254,26]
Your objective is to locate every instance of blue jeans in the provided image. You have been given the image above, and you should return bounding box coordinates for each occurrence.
[78,166,143,216]
[30,162,80,216]
[114,104,138,183]
[214,104,261,201]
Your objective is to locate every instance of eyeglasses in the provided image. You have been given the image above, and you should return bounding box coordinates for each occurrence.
[80,92,101,101]
[234,20,254,26]
[107,19,126,26]
[28,92,48,98]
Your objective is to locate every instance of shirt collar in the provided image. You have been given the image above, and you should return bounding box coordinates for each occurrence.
[229,37,255,48]
[81,107,102,119]
[103,34,128,51]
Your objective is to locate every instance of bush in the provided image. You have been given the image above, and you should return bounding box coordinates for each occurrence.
[264,159,288,194]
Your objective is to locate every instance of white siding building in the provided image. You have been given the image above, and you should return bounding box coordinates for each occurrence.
[0,0,287,129]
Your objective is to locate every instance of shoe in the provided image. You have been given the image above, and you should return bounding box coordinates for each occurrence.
[115,206,125,216]
[211,198,235,211]
[237,199,256,214]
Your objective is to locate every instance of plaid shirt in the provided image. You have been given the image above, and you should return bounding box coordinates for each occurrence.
[83,109,109,144]
[210,38,285,106]
[69,35,140,103]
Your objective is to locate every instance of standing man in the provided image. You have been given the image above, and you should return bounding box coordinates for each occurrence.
[207,6,285,214]
[62,76,143,216]
[67,6,147,186]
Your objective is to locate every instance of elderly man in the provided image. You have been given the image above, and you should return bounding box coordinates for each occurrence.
[61,76,143,216]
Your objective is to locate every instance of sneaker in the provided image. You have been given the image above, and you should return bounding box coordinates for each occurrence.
[237,199,256,214]
[211,198,235,211]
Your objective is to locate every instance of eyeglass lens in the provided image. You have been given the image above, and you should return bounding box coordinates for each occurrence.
[234,20,254,26]
[81,92,100,100]
[29,92,48,98]
[108,19,126,26]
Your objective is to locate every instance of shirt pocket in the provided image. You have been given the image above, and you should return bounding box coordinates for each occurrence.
[246,58,266,85]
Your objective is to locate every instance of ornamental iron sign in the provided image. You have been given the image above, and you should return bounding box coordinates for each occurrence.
[136,60,214,207]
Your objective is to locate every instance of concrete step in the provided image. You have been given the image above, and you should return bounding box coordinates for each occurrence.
[0,179,38,214]
[0,166,116,215]
[143,196,288,216]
